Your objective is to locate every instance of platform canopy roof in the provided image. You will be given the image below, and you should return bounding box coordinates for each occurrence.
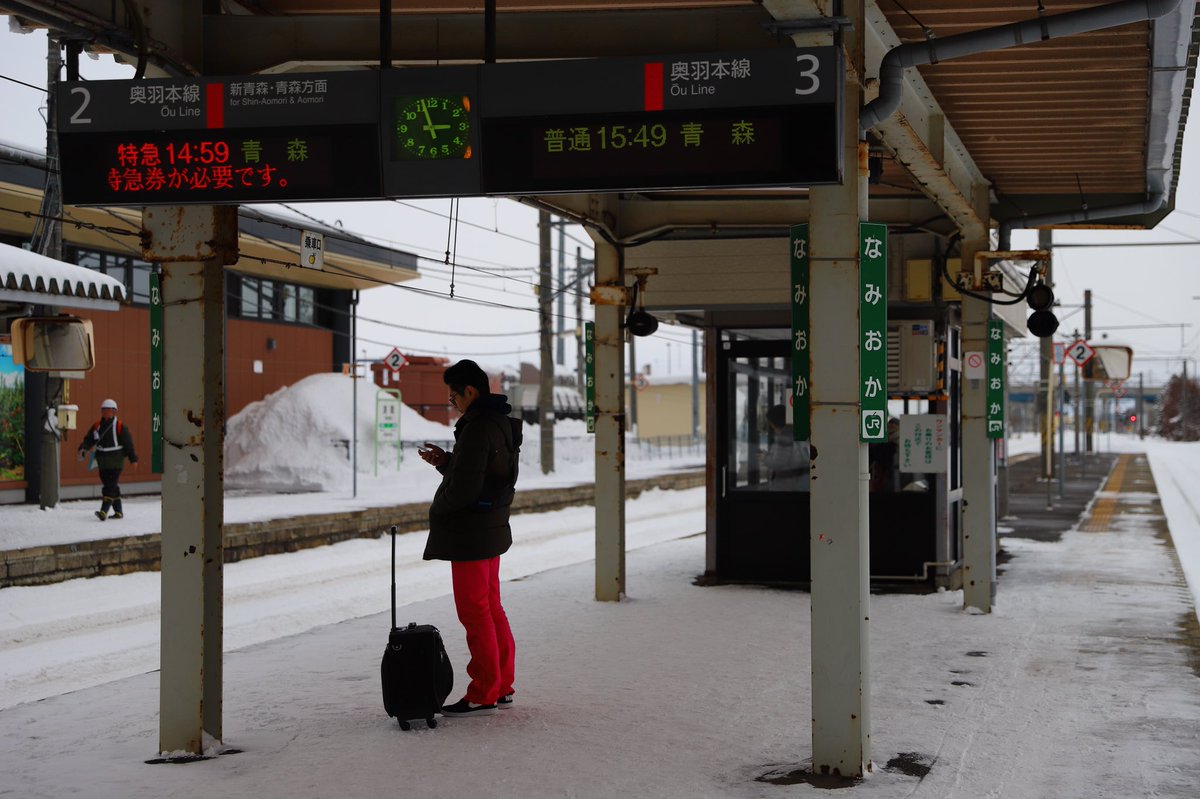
[0,0,1195,244]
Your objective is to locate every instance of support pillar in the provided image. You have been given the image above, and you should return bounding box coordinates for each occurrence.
[808,1,870,776]
[960,185,996,613]
[144,205,237,755]
[592,238,625,601]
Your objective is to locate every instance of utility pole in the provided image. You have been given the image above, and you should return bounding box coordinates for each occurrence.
[1074,328,1084,477]
[691,329,700,438]
[1038,230,1054,482]
[575,245,584,391]
[538,211,555,473]
[1138,372,1145,439]
[1183,360,1191,441]
[556,220,566,366]
[1058,356,1066,497]
[574,248,595,393]
[36,35,65,509]
[1084,289,1094,452]
[628,332,638,437]
[351,290,358,498]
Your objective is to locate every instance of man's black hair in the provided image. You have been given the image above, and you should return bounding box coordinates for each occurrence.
[766,404,788,429]
[443,359,491,396]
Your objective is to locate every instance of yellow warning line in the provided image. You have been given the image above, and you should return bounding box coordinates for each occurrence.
[1080,455,1129,532]
[1103,456,1129,492]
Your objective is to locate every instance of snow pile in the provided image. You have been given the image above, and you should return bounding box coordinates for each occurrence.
[224,373,452,491]
[222,373,702,494]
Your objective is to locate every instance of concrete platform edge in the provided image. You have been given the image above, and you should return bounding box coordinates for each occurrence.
[0,471,703,588]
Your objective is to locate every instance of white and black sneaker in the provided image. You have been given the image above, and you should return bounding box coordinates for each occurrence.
[497,693,514,709]
[441,698,497,717]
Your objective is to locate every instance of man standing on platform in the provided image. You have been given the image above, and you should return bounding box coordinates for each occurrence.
[418,360,519,717]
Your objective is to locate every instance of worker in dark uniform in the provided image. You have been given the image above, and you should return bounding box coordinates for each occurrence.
[77,398,138,520]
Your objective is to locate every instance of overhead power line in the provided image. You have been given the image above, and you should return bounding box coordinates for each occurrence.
[0,72,45,92]
[260,204,591,299]
[1051,240,1200,248]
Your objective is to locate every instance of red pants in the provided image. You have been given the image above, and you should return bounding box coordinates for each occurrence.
[451,556,515,706]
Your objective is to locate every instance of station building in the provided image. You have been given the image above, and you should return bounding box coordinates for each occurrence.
[0,143,419,504]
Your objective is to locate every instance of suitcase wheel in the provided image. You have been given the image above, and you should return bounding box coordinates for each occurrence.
[427,717,438,729]
[398,720,411,731]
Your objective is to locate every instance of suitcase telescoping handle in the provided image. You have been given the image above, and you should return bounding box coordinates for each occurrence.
[390,524,397,630]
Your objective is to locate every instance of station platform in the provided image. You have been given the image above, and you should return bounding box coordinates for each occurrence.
[1,450,1198,798]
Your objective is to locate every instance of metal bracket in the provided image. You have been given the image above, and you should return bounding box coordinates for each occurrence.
[591,284,632,306]
[625,266,659,298]
[592,267,658,307]
[763,16,854,36]
[981,272,1005,292]
[965,249,1049,292]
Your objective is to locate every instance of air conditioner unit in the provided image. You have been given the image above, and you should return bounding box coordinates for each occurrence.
[887,320,937,394]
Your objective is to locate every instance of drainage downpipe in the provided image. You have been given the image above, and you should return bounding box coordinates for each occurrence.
[860,0,1183,246]
[861,0,1183,135]
[997,180,1168,249]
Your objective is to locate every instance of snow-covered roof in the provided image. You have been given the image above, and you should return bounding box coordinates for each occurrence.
[517,383,585,413]
[636,370,706,387]
[0,242,125,310]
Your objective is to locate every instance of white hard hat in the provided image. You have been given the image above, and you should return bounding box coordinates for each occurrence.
[100,399,118,410]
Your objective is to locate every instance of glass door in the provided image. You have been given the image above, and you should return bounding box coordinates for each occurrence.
[716,330,811,583]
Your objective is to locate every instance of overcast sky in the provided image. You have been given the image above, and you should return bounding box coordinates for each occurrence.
[1,18,1197,390]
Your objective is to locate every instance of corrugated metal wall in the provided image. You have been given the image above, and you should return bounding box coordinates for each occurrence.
[55,308,334,489]
[226,318,334,418]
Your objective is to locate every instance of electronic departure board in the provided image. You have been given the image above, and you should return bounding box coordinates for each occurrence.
[57,48,842,204]
[483,105,836,194]
[57,72,382,205]
[479,47,843,193]
[58,126,380,205]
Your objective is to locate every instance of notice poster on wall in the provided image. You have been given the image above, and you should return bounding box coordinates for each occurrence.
[899,413,948,474]
[0,336,25,482]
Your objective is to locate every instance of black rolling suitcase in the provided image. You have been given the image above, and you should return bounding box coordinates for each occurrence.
[381,525,454,730]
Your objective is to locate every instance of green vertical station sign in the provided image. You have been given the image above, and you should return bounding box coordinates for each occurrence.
[149,272,163,473]
[585,321,596,434]
[987,319,1005,438]
[789,223,810,441]
[859,222,888,442]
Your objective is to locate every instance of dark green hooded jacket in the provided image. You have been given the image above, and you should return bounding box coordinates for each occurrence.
[423,394,518,562]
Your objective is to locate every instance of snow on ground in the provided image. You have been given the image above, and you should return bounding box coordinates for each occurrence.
[1,438,1199,797]
[0,486,704,710]
[1,373,703,551]
[1145,440,1200,612]
[2,403,1200,797]
[1008,432,1200,612]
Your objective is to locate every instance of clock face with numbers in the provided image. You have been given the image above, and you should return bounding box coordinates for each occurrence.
[393,96,472,160]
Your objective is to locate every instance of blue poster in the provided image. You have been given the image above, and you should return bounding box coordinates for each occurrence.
[0,338,25,481]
